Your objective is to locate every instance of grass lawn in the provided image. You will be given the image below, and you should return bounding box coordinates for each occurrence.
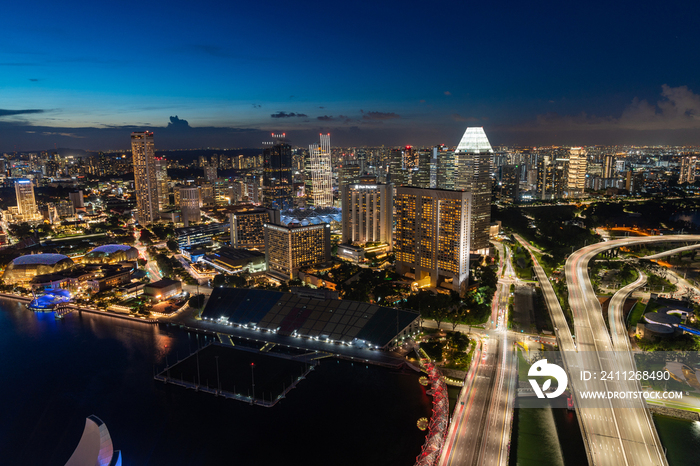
[627,301,647,327]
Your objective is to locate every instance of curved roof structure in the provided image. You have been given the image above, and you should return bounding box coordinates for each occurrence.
[13,253,70,266]
[643,323,674,335]
[82,244,138,264]
[3,254,74,284]
[644,312,681,326]
[455,127,493,154]
[64,415,122,466]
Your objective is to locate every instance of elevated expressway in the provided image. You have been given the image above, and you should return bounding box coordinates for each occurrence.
[517,234,700,465]
[566,235,700,466]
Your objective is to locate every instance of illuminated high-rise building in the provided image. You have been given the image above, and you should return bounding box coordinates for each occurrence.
[603,154,615,178]
[263,141,293,211]
[454,127,492,254]
[179,186,201,227]
[131,131,158,224]
[14,179,41,221]
[264,223,331,280]
[155,157,169,211]
[204,166,217,182]
[433,145,456,190]
[308,134,333,207]
[394,187,471,295]
[339,163,361,189]
[566,147,588,197]
[341,181,393,249]
[230,208,280,249]
[680,156,697,184]
[500,165,520,203]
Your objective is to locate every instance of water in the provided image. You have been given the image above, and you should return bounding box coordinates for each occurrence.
[654,415,700,466]
[510,405,587,466]
[0,299,431,466]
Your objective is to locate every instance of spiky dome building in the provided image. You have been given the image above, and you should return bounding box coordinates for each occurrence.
[81,244,139,264]
[3,254,74,284]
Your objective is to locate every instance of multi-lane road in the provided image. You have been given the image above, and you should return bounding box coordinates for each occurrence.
[438,241,517,466]
[566,235,700,465]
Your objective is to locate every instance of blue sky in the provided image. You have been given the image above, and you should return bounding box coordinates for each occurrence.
[2,0,700,150]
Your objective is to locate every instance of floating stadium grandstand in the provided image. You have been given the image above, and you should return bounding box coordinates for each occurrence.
[201,288,420,349]
[81,244,139,264]
[3,254,74,284]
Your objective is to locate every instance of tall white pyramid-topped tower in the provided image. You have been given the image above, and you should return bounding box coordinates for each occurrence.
[455,127,494,154]
[454,127,493,254]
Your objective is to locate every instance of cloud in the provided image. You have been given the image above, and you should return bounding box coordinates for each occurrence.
[0,108,44,117]
[252,104,261,108]
[419,99,426,103]
[166,115,190,129]
[451,114,480,122]
[271,111,308,118]
[41,131,84,138]
[361,111,400,121]
[520,85,700,133]
[29,78,39,82]
[317,115,334,121]
[444,91,452,96]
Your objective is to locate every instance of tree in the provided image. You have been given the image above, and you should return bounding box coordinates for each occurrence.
[166,239,179,252]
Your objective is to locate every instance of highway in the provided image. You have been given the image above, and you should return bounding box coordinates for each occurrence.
[641,242,700,260]
[565,235,700,466]
[438,241,517,466]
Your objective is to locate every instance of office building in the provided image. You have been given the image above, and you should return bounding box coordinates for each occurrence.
[179,186,201,227]
[340,181,393,249]
[454,127,492,254]
[411,149,432,188]
[175,223,228,249]
[69,190,84,209]
[155,157,169,211]
[500,165,520,203]
[603,154,615,178]
[308,133,333,207]
[204,166,217,182]
[263,142,293,211]
[264,223,331,280]
[339,164,361,188]
[433,145,456,190]
[394,187,471,295]
[131,131,158,224]
[566,147,588,197]
[230,208,280,249]
[14,179,41,221]
[680,156,697,184]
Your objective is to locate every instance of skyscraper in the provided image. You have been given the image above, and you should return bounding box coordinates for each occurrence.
[433,145,456,190]
[454,127,493,254]
[603,154,615,178]
[131,131,158,224]
[341,181,393,249]
[263,141,293,211]
[566,147,588,197]
[14,179,40,221]
[179,186,201,227]
[394,187,471,295]
[680,156,697,184]
[500,165,520,203]
[308,133,333,207]
[264,223,331,281]
[155,157,169,211]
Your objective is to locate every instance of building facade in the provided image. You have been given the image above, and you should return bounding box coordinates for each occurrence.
[263,142,293,211]
[308,133,333,207]
[680,156,697,184]
[340,182,393,249]
[566,147,588,197]
[14,179,41,221]
[394,187,471,295]
[131,131,158,224]
[155,157,169,211]
[264,223,331,280]
[230,208,280,249]
[179,186,201,227]
[454,127,492,254]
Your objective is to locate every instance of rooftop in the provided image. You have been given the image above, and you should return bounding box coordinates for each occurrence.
[455,127,494,154]
[12,254,71,266]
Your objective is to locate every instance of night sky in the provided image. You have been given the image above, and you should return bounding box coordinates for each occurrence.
[2,0,700,150]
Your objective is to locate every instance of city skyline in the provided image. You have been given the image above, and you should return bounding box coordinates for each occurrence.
[2,1,700,151]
